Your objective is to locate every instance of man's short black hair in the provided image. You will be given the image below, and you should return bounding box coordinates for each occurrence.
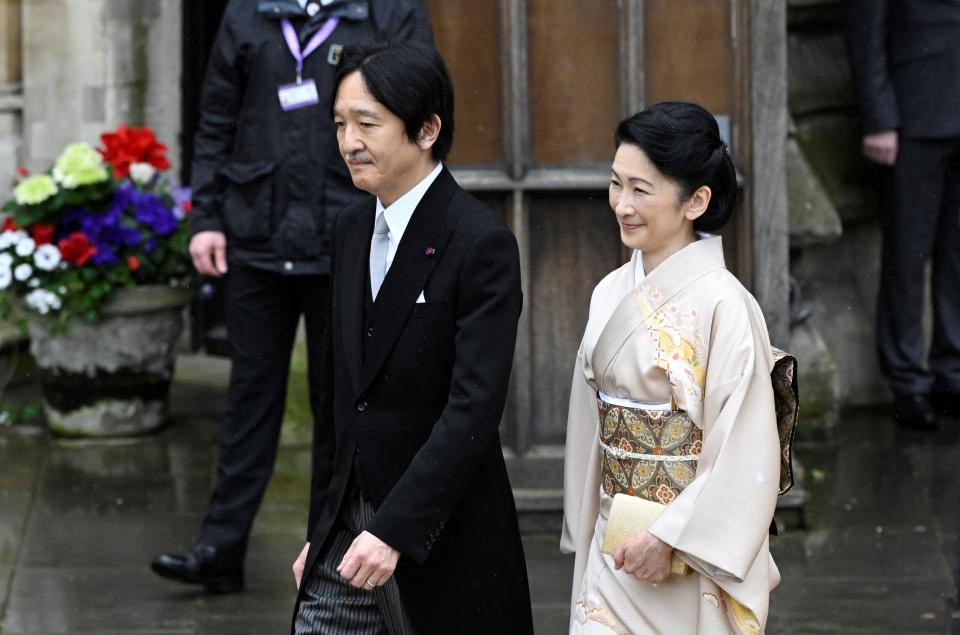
[332,41,455,162]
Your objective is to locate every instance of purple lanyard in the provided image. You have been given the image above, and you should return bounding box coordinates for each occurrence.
[281,16,340,83]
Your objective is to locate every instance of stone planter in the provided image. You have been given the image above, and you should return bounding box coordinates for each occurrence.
[27,284,191,437]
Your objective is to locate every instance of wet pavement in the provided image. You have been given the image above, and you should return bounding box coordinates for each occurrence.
[0,353,958,634]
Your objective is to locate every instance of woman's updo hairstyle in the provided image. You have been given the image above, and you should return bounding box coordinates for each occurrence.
[614,101,737,232]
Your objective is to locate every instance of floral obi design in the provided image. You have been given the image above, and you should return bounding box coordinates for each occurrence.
[597,394,702,505]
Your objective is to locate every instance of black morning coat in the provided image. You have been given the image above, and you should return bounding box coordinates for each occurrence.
[293,168,535,634]
[845,0,960,138]
[188,0,432,272]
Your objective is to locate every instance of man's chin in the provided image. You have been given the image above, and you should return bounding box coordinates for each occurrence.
[349,176,375,195]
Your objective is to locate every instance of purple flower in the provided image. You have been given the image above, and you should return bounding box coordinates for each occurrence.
[91,244,118,266]
[134,192,178,235]
[171,186,192,220]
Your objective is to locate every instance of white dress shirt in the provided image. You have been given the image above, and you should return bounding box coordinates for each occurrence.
[373,162,443,276]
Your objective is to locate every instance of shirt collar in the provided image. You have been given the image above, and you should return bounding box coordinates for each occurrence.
[375,162,443,241]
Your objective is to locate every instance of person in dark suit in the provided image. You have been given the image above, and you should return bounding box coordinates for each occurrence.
[290,41,535,634]
[846,0,960,429]
[151,0,433,594]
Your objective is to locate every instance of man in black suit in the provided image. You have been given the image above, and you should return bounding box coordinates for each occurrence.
[290,41,534,634]
[151,0,433,593]
[846,0,960,428]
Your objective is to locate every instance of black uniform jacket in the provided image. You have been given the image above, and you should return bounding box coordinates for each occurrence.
[846,0,960,138]
[295,168,535,634]
[188,0,432,272]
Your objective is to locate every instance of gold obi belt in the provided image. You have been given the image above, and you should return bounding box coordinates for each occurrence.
[598,392,702,505]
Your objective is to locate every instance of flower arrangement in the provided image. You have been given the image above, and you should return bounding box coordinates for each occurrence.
[1,125,190,326]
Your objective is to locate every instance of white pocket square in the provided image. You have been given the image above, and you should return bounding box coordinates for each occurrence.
[416,291,426,304]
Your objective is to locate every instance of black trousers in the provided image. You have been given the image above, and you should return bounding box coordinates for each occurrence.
[198,264,329,557]
[877,136,960,395]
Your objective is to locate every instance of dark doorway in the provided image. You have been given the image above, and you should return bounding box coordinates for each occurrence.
[182,0,230,355]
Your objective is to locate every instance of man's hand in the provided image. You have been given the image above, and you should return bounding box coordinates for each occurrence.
[613,531,673,585]
[862,130,898,166]
[292,541,310,589]
[189,231,228,277]
[337,530,400,591]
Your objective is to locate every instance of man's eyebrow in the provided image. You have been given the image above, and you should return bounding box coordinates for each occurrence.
[346,107,382,119]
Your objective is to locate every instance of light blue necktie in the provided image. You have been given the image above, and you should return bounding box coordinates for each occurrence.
[369,212,389,300]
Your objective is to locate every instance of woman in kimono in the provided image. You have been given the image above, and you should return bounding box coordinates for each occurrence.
[562,102,782,634]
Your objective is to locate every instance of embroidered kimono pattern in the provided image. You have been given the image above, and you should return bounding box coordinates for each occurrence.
[598,400,702,503]
[561,236,782,635]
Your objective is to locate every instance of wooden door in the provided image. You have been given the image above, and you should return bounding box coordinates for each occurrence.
[424,0,749,525]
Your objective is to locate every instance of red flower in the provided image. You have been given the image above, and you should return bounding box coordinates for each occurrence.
[16,166,28,177]
[58,232,97,266]
[127,255,140,272]
[2,217,18,232]
[181,200,192,213]
[31,224,55,245]
[98,124,171,179]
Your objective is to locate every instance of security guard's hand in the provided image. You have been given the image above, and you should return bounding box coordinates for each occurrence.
[862,130,898,166]
[189,231,228,277]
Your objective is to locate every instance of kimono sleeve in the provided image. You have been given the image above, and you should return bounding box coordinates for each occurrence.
[561,349,601,555]
[648,295,780,582]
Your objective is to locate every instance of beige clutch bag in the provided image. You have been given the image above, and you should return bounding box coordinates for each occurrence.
[601,493,691,576]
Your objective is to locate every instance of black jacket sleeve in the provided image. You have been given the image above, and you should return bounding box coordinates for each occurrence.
[845,0,900,133]
[188,5,245,238]
[366,224,523,564]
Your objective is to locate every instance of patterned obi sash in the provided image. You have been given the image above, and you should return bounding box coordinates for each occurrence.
[598,392,702,505]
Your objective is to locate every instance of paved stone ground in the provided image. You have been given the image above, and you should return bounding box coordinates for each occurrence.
[1,353,958,634]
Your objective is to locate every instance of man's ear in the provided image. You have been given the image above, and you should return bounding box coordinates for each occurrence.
[416,114,442,151]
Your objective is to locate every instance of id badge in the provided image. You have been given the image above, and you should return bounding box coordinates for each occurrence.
[278,79,320,111]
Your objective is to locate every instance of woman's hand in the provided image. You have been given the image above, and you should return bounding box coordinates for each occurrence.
[613,531,673,584]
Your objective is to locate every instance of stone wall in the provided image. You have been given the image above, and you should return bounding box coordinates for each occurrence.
[0,0,23,193]
[19,0,182,172]
[787,0,889,426]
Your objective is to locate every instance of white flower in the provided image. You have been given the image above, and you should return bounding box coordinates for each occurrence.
[28,278,40,288]
[0,253,12,269]
[33,244,61,271]
[0,230,27,250]
[14,263,33,281]
[15,237,36,257]
[24,289,49,314]
[24,288,61,315]
[129,162,157,185]
[0,267,10,290]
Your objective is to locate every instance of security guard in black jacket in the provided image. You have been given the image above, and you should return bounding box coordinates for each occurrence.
[846,0,960,430]
[151,0,433,593]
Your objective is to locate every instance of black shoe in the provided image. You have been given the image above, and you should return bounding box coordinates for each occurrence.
[150,544,244,593]
[932,391,960,418]
[893,393,937,430]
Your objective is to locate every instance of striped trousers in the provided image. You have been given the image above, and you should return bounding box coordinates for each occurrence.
[294,483,416,635]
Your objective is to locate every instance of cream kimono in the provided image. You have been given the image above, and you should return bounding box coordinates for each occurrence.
[561,236,781,635]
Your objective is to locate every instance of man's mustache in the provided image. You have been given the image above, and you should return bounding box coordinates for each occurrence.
[345,153,373,163]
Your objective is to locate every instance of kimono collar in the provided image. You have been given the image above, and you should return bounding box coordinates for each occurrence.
[632,233,725,299]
